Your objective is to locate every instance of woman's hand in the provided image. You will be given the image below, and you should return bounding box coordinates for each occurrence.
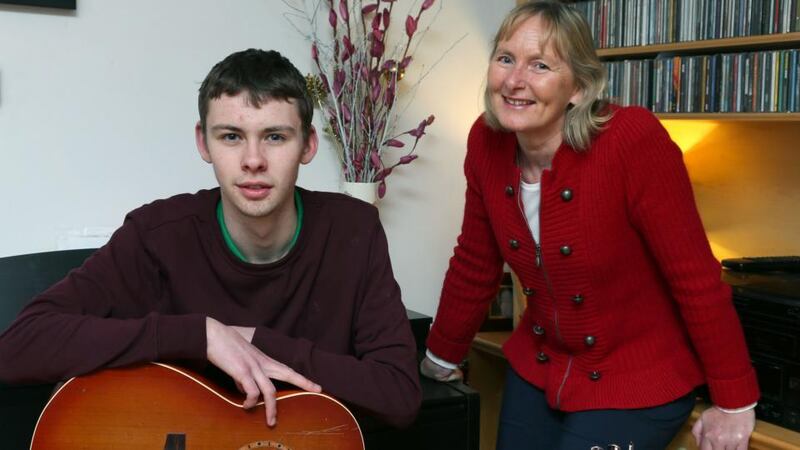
[419,355,463,382]
[691,406,755,450]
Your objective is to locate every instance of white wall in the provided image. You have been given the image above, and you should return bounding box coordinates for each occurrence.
[0,0,512,317]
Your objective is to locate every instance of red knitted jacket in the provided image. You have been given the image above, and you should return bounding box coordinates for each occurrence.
[427,106,759,411]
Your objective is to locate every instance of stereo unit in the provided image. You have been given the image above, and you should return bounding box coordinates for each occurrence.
[723,270,800,432]
[357,310,479,450]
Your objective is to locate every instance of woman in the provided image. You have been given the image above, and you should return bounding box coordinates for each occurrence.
[421,1,759,449]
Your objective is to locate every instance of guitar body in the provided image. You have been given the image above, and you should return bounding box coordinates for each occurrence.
[30,363,364,450]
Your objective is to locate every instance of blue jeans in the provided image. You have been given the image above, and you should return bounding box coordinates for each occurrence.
[497,367,695,450]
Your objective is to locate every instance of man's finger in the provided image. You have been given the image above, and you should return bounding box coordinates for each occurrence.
[264,360,321,392]
[284,371,322,392]
[250,367,278,427]
[239,376,260,409]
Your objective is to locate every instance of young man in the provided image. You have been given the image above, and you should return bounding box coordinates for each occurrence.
[0,49,421,428]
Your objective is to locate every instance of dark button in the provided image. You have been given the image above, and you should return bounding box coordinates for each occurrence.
[560,188,573,201]
[589,370,601,381]
[523,287,535,296]
[572,294,584,305]
[509,239,520,249]
[536,352,549,363]
[533,325,545,335]
[505,185,514,196]
[560,245,572,256]
[584,335,596,346]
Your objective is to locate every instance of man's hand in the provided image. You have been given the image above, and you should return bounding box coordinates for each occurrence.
[205,317,321,426]
[419,355,463,382]
[691,406,755,450]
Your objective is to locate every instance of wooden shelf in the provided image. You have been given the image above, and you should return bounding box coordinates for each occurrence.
[656,112,800,121]
[470,331,509,359]
[598,32,800,58]
[599,32,800,121]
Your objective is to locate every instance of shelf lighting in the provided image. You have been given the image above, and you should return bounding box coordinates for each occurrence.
[660,120,719,154]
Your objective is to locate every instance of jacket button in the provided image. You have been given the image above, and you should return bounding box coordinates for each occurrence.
[536,351,549,362]
[572,294,584,305]
[560,188,573,201]
[509,239,520,249]
[523,287,535,296]
[560,245,572,256]
[505,185,514,196]
[584,335,596,346]
[589,370,601,381]
[533,325,545,335]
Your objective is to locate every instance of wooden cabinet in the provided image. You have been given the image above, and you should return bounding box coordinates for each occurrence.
[468,332,511,450]
[469,331,800,450]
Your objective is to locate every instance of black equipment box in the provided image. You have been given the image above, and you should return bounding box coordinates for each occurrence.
[359,311,479,450]
[722,271,800,432]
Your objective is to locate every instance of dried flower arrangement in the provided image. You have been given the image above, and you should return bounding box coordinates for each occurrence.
[287,0,441,198]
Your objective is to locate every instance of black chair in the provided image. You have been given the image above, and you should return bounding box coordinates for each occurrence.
[0,248,95,450]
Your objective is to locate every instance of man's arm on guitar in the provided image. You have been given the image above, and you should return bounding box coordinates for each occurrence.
[0,217,320,430]
[0,219,207,384]
[207,318,320,427]
[249,222,422,429]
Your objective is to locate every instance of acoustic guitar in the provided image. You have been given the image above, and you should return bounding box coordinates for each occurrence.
[30,363,365,450]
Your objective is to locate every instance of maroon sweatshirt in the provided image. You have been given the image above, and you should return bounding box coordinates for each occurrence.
[0,188,421,427]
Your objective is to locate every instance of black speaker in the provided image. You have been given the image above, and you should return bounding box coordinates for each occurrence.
[722,271,800,432]
[359,311,480,450]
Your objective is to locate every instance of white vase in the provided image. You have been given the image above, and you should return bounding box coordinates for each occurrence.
[342,181,379,204]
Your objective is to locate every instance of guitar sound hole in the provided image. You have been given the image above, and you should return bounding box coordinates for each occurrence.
[238,441,291,450]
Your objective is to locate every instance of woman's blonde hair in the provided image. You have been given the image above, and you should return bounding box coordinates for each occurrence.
[483,1,611,150]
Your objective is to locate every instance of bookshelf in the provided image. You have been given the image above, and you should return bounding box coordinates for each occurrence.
[504,0,800,119]
[597,31,800,58]
[658,112,799,120]
[507,1,800,255]
[548,0,800,259]
[560,0,800,118]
